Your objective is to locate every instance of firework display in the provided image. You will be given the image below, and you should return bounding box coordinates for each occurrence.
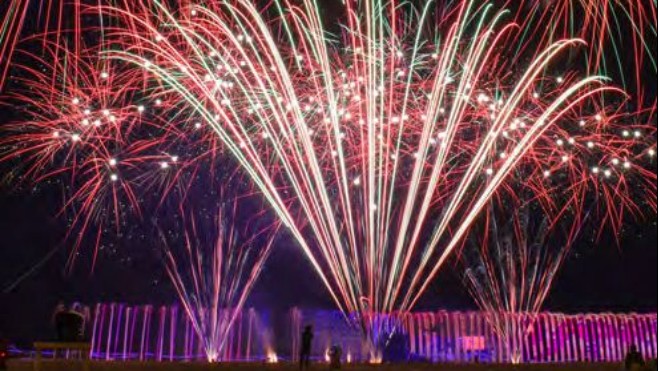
[0,0,656,364]
[1,43,176,267]
[104,0,656,319]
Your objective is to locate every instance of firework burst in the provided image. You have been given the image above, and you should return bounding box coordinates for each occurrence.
[102,0,656,336]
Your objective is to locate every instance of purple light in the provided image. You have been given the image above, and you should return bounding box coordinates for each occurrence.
[87,304,658,364]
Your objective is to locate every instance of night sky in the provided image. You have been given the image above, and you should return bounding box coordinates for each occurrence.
[1,0,657,346]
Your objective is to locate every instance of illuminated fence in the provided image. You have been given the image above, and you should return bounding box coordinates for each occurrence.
[394,311,657,363]
[89,304,275,362]
[90,304,657,363]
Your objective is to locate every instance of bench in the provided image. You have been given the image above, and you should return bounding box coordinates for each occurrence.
[33,342,91,371]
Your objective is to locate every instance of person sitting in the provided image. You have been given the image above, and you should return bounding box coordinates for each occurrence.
[625,344,646,371]
[54,305,85,342]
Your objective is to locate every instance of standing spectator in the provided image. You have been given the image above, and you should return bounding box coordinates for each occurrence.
[300,326,314,370]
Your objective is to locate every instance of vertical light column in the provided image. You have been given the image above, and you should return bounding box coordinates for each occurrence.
[122,307,131,360]
[610,314,622,362]
[429,313,437,361]
[440,311,449,362]
[139,306,152,361]
[169,306,178,361]
[90,304,103,359]
[649,316,658,359]
[105,303,116,361]
[155,306,166,362]
[235,311,244,361]
[183,315,191,360]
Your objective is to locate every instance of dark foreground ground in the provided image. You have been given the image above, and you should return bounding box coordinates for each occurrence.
[5,360,640,371]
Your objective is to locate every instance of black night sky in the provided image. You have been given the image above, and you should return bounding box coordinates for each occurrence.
[0,0,657,347]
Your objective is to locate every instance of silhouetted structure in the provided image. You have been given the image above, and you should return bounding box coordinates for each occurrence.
[0,336,8,369]
[329,345,342,369]
[54,311,84,342]
[626,344,646,370]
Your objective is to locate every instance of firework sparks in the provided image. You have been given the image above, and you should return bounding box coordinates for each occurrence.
[0,0,89,90]
[0,39,228,268]
[520,0,657,107]
[103,0,656,333]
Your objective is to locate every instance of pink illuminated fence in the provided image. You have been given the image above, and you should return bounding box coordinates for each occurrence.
[90,304,657,363]
[400,311,657,363]
[89,304,270,362]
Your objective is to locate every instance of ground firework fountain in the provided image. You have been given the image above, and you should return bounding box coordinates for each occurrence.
[157,199,279,362]
[462,203,587,363]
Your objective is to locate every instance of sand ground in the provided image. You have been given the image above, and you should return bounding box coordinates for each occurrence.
[5,360,637,371]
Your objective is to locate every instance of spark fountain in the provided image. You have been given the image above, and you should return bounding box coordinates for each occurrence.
[157,197,280,362]
[462,204,586,363]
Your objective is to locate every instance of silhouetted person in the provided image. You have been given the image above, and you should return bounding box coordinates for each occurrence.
[54,305,84,342]
[300,325,314,370]
[52,302,66,325]
[329,345,342,369]
[625,344,646,370]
